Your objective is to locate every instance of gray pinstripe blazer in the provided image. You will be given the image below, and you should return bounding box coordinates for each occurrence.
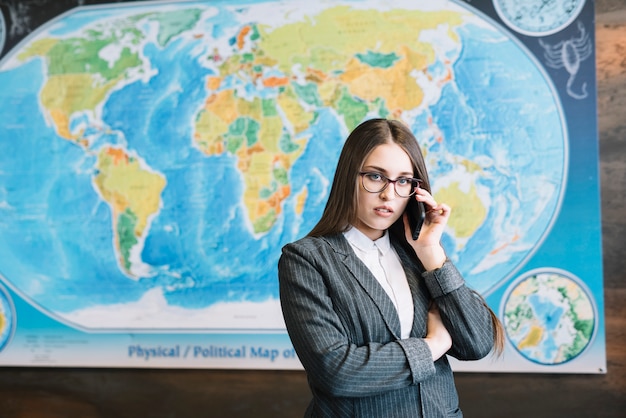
[278,233,495,417]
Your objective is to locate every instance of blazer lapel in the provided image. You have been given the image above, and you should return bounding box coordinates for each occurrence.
[323,234,402,338]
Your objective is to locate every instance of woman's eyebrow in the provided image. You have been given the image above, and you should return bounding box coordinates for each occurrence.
[362,165,414,177]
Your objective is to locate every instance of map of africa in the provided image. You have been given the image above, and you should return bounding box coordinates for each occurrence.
[0,0,565,330]
[503,270,596,365]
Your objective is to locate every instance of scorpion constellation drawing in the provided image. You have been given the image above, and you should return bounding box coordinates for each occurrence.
[539,21,592,100]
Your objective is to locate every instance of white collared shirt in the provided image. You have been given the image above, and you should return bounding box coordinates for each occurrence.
[344,227,414,339]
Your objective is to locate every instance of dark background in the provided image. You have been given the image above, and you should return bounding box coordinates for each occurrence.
[0,0,139,59]
[1,1,625,416]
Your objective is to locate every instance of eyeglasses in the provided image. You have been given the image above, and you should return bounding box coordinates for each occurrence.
[359,172,422,198]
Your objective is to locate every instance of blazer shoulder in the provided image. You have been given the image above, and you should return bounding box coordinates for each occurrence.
[282,234,349,255]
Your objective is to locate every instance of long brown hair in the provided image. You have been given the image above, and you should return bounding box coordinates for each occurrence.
[308,118,429,237]
[308,118,505,356]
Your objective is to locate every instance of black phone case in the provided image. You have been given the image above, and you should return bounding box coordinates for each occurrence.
[406,199,425,240]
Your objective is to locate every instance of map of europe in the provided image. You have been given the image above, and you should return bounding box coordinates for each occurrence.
[0,0,566,331]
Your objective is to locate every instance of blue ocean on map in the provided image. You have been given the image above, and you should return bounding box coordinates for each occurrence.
[441,24,564,285]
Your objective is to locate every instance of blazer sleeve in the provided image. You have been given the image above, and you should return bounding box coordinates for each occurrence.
[278,240,437,398]
[422,261,496,360]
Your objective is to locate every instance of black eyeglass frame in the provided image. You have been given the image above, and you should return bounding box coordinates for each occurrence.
[358,171,422,198]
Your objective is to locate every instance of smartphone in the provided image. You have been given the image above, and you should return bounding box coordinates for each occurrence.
[406,198,425,240]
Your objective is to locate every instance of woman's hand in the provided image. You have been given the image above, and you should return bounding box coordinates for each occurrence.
[403,186,450,270]
[424,303,452,361]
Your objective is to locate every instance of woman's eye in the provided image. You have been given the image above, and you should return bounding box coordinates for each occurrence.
[397,178,410,186]
[368,173,383,181]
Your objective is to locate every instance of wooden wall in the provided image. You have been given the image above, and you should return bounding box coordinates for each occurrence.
[1,1,625,417]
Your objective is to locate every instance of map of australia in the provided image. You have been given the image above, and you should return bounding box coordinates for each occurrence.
[0,0,565,330]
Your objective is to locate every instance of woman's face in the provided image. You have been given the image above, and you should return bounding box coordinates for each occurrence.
[355,142,414,240]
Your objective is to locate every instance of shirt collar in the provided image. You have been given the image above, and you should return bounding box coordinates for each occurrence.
[344,226,391,255]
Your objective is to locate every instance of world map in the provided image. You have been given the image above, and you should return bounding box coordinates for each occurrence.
[0,0,566,330]
[503,270,596,365]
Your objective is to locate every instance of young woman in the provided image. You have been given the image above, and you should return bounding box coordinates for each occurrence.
[278,118,503,417]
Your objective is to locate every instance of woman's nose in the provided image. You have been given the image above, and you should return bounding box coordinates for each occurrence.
[380,183,396,200]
